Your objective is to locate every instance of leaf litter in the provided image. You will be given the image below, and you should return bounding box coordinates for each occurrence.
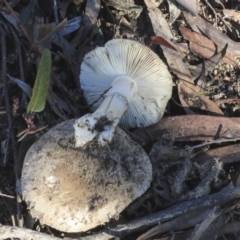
[1,0,240,239]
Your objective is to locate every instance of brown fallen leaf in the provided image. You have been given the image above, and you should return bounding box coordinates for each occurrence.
[178,81,223,115]
[183,11,240,57]
[171,0,198,16]
[190,44,228,91]
[133,115,240,147]
[180,26,239,66]
[144,0,174,42]
[148,36,178,52]
[144,0,223,115]
[195,143,240,165]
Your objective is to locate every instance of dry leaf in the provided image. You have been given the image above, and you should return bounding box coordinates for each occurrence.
[144,0,174,42]
[133,115,240,147]
[170,0,198,16]
[167,0,181,24]
[144,0,190,80]
[180,26,239,66]
[191,44,228,91]
[137,208,211,240]
[195,143,240,165]
[178,81,223,115]
[144,0,223,115]
[85,0,101,24]
[183,11,240,57]
[148,36,177,51]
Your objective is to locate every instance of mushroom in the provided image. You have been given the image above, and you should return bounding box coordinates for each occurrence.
[21,119,152,233]
[74,39,172,147]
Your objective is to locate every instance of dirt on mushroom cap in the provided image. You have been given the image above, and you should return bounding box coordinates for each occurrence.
[21,120,152,233]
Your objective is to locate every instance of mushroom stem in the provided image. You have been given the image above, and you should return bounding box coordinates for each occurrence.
[74,75,138,147]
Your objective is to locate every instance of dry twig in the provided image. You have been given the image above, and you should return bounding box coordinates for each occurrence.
[106,186,240,238]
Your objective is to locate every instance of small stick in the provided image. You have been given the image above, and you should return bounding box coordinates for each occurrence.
[0,193,15,199]
[1,25,23,228]
[105,186,240,237]
[204,0,232,32]
[2,0,32,43]
[0,225,115,240]
[187,137,240,150]
[0,226,62,240]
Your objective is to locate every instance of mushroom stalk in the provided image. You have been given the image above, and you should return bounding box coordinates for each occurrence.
[74,75,138,147]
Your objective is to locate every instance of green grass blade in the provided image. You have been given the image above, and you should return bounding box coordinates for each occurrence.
[27,49,51,113]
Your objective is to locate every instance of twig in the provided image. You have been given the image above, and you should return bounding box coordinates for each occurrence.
[0,26,18,163]
[0,25,22,228]
[10,25,27,106]
[204,0,232,32]
[2,121,11,165]
[2,0,32,43]
[1,196,17,227]
[17,125,48,142]
[0,226,115,240]
[187,137,240,150]
[137,208,213,240]
[105,186,240,237]
[16,192,23,227]
[53,0,59,25]
[189,206,222,240]
[0,226,62,240]
[0,193,14,199]
[205,0,218,26]
[171,97,184,108]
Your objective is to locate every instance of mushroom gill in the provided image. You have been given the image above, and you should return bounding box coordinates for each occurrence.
[74,39,173,147]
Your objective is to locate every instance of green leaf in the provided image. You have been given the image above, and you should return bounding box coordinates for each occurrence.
[27,49,51,113]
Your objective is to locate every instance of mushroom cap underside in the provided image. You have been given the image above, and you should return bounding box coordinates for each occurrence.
[21,120,152,232]
[80,38,173,128]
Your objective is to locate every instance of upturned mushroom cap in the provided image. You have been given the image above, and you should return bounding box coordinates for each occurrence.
[80,39,172,128]
[74,39,173,147]
[21,120,152,233]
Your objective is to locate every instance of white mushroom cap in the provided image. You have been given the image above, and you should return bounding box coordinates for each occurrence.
[21,119,152,233]
[81,39,172,128]
[74,39,172,147]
